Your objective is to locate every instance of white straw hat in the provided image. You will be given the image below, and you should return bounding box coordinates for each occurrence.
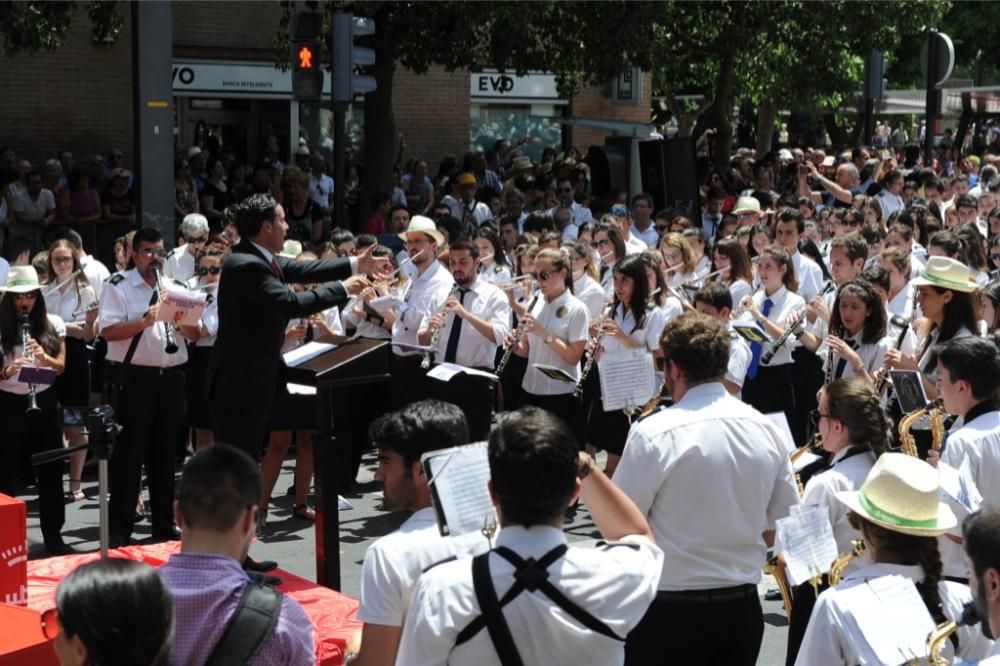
[399,215,445,246]
[836,452,956,537]
[910,256,979,293]
[1,266,42,294]
[731,196,762,215]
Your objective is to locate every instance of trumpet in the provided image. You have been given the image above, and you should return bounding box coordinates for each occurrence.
[495,294,539,378]
[421,284,459,369]
[152,263,179,355]
[898,397,945,457]
[926,601,981,666]
[575,301,614,398]
[760,308,806,365]
[20,313,41,415]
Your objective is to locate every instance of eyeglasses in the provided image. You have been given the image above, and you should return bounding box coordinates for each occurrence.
[591,239,610,248]
[196,266,222,276]
[51,256,74,264]
[14,292,37,300]
[140,248,168,258]
[40,608,60,639]
[531,270,555,281]
[809,409,833,423]
[655,224,670,233]
[186,235,208,244]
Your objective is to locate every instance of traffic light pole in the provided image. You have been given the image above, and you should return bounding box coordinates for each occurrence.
[333,101,348,232]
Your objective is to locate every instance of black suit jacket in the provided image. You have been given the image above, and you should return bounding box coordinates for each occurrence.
[206,240,352,418]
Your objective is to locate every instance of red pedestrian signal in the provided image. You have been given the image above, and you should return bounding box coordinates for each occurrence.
[297,44,315,70]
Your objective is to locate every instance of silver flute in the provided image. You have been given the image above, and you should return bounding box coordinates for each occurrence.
[421,284,459,369]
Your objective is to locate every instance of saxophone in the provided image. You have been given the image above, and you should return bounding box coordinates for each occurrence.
[926,601,981,666]
[828,539,867,586]
[764,556,796,620]
[791,434,823,495]
[897,397,945,457]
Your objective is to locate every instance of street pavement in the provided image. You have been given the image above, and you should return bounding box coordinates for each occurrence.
[25,449,790,664]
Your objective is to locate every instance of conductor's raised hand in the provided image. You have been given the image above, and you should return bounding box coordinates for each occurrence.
[355,244,392,280]
[342,275,373,295]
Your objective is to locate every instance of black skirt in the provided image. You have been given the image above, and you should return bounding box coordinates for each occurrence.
[268,385,317,431]
[56,337,91,409]
[184,345,213,428]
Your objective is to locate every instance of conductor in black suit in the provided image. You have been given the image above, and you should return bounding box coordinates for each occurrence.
[207,192,390,460]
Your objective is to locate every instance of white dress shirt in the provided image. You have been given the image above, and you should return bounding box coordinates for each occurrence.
[521,290,589,396]
[548,201,592,228]
[634,223,659,248]
[791,251,824,301]
[391,260,456,357]
[657,297,684,326]
[615,382,800,589]
[80,254,111,299]
[44,282,96,326]
[800,446,875,554]
[573,273,606,320]
[418,277,510,369]
[726,326,752,391]
[623,233,648,256]
[163,244,197,284]
[796,563,993,666]
[601,303,667,355]
[737,285,805,367]
[359,507,484,628]
[886,281,916,320]
[728,278,752,307]
[479,262,513,287]
[816,331,891,381]
[397,525,662,666]
[98,269,189,367]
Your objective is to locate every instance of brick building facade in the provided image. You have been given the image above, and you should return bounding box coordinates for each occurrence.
[1,2,650,177]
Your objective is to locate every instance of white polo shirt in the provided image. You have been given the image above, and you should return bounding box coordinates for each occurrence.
[391,260,456,357]
[521,289,589,396]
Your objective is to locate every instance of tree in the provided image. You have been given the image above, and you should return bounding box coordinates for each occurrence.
[0,1,123,56]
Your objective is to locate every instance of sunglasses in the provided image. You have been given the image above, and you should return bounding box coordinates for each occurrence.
[655,224,670,233]
[186,235,208,244]
[41,608,60,639]
[591,239,611,248]
[140,248,168,258]
[531,270,556,281]
[197,266,222,276]
[14,292,37,300]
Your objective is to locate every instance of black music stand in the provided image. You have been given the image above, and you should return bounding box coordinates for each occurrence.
[285,338,390,590]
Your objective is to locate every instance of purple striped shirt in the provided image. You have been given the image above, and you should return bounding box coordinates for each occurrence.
[159,552,315,665]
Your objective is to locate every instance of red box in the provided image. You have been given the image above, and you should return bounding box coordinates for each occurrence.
[0,494,27,606]
[0,603,57,665]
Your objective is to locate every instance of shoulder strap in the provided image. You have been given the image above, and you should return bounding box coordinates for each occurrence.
[205,582,284,666]
[111,286,158,402]
[471,552,524,666]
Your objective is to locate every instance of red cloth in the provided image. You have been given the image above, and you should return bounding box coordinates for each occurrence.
[25,542,361,666]
[0,494,27,606]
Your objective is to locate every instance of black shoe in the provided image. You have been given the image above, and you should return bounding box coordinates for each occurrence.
[44,537,76,556]
[151,525,182,541]
[108,534,131,549]
[285,483,295,496]
[243,556,278,573]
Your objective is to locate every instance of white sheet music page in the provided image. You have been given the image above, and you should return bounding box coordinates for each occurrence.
[597,349,656,412]
[841,574,936,665]
[422,442,495,538]
[775,505,839,586]
[283,341,336,367]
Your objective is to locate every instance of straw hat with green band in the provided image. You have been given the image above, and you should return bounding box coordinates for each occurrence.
[1,266,43,294]
[835,452,956,537]
[910,256,979,293]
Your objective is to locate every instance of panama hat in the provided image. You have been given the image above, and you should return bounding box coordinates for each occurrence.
[731,196,762,216]
[2,266,43,294]
[910,256,979,293]
[509,155,533,174]
[836,452,956,537]
[279,240,303,258]
[399,215,445,245]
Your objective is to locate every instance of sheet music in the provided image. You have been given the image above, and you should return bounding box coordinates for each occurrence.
[426,362,499,382]
[841,574,936,665]
[422,442,494,538]
[775,505,839,585]
[732,320,772,343]
[157,281,207,327]
[283,341,336,367]
[17,366,57,386]
[532,363,576,384]
[597,349,656,411]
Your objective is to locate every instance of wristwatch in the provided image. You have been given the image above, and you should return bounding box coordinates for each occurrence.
[544,333,555,345]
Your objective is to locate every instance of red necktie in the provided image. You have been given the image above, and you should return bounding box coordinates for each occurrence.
[270,257,283,280]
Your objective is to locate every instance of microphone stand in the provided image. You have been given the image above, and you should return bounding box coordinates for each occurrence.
[31,405,121,558]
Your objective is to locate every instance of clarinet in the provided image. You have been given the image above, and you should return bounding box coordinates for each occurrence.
[152,263,179,354]
[760,308,805,365]
[824,327,841,386]
[874,315,911,396]
[575,301,614,398]
[421,284,459,369]
[495,294,539,378]
[20,313,41,414]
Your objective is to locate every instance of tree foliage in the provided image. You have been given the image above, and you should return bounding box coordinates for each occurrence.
[0,1,123,56]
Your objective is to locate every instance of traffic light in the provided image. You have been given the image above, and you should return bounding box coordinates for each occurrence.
[291,11,323,101]
[332,13,377,104]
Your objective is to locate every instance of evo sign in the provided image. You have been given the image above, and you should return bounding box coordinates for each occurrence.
[470,70,560,102]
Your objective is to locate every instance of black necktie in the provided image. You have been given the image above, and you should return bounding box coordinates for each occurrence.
[834,339,859,379]
[443,288,470,363]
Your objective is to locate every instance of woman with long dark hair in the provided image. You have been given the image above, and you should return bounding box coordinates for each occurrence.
[796,454,991,665]
[474,226,512,286]
[0,266,69,553]
[711,237,754,306]
[586,255,665,477]
[44,240,97,502]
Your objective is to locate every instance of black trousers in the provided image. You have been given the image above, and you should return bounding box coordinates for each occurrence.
[109,365,186,542]
[742,364,797,441]
[389,354,429,410]
[210,381,273,463]
[626,587,764,666]
[0,388,65,543]
[785,580,825,666]
[790,346,823,446]
[427,368,496,441]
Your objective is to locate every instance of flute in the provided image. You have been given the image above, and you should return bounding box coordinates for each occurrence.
[345,249,424,312]
[42,270,83,297]
[688,265,731,285]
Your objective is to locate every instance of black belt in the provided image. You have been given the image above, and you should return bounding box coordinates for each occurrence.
[107,362,182,377]
[655,583,756,604]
